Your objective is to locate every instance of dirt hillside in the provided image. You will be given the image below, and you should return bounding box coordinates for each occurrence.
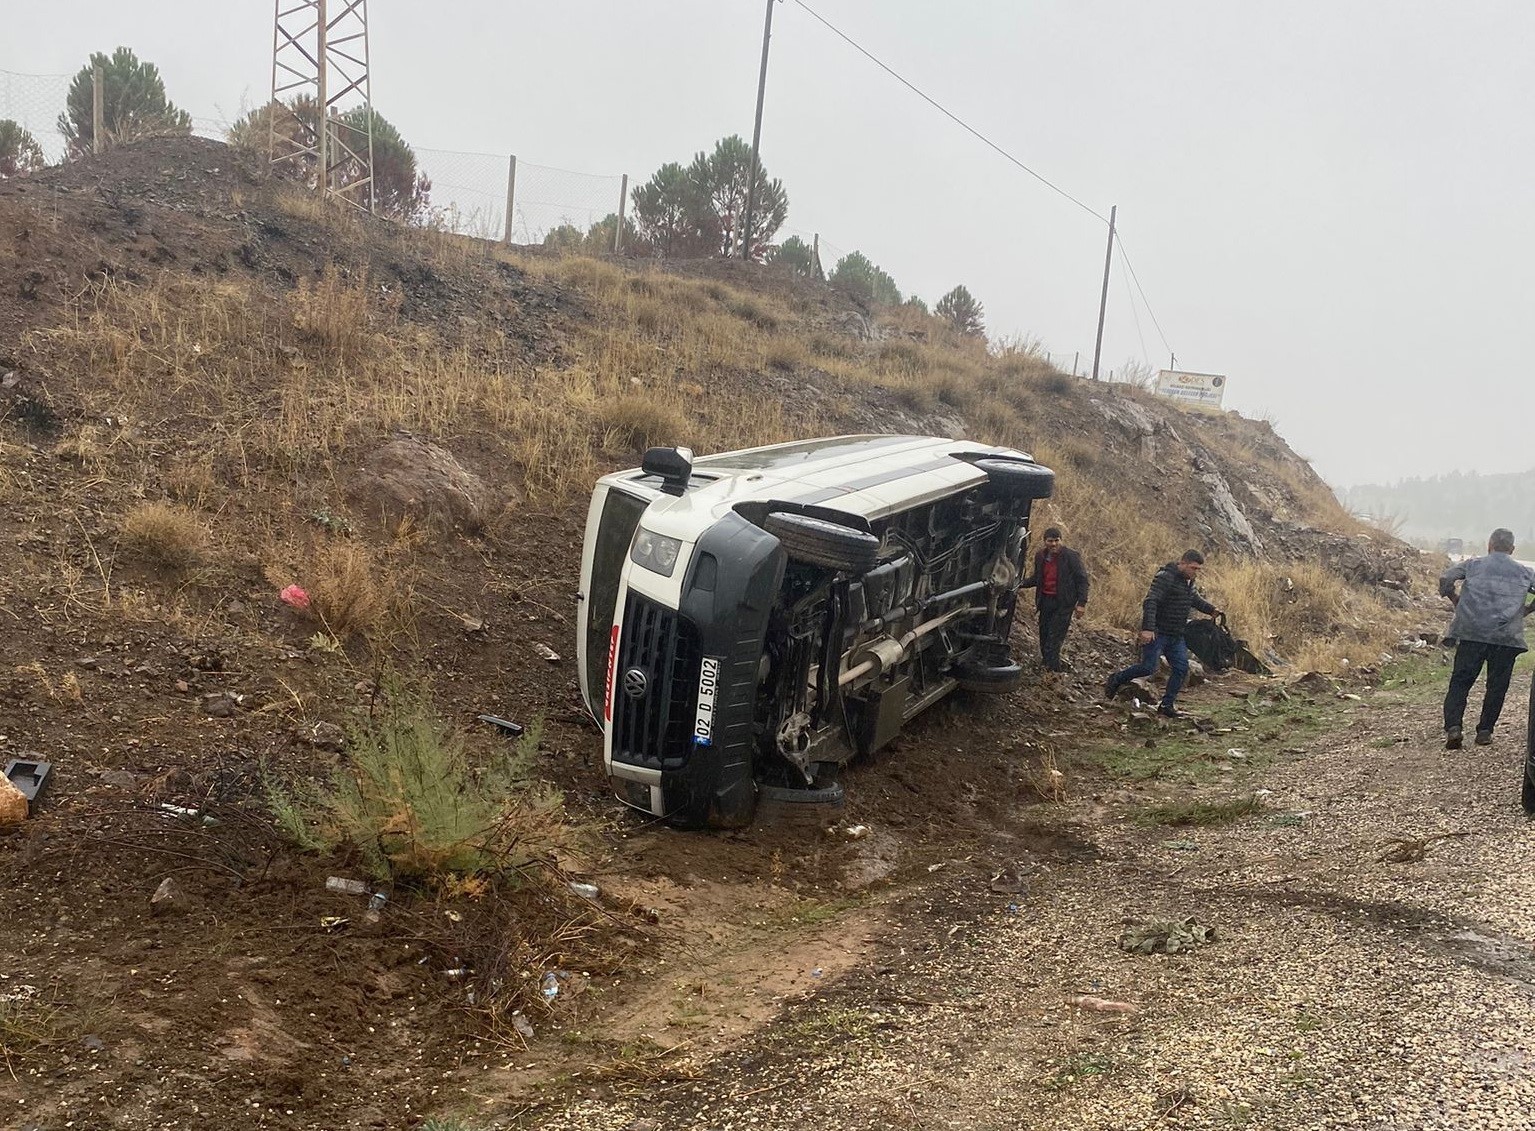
[0,136,1436,1129]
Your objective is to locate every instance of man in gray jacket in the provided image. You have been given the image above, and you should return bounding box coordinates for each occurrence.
[1439,528,1535,749]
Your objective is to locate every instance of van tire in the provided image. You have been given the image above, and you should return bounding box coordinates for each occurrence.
[756,780,846,827]
[975,458,1055,501]
[763,512,881,573]
[954,658,1024,693]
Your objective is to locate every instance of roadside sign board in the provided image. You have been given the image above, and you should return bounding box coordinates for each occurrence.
[1155,369,1227,408]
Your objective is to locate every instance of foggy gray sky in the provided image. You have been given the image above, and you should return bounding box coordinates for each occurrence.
[10,1,1534,488]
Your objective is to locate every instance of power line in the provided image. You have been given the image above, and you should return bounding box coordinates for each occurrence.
[790,0,1108,226]
[1114,238,1173,355]
[1120,262,1150,369]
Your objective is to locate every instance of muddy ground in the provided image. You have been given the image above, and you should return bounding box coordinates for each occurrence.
[505,653,1535,1131]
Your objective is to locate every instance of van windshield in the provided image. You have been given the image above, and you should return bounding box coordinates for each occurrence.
[584,489,649,716]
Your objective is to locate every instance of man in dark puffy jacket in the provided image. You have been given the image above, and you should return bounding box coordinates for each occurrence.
[1103,550,1221,718]
[1018,527,1089,672]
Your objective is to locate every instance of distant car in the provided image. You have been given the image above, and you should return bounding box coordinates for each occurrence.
[575,434,1056,828]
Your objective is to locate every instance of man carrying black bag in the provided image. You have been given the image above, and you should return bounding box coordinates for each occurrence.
[1018,528,1089,673]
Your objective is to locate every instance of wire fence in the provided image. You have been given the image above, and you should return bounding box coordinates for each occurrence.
[2,68,1117,381]
[0,69,71,164]
[408,149,629,245]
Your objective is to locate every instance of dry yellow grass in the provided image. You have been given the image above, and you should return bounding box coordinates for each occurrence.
[118,502,207,569]
[22,233,1399,671]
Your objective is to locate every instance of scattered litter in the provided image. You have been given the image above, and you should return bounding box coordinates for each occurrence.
[1224,748,1248,761]
[1005,902,1021,914]
[81,1034,106,1052]
[1118,917,1216,955]
[325,877,369,896]
[444,909,463,922]
[1068,994,1139,1014]
[279,584,311,611]
[478,714,525,738]
[810,968,824,979]
[1253,788,1274,798]
[5,759,51,805]
[367,891,389,912]
[541,970,568,1000]
[444,967,469,980]
[843,824,870,840]
[535,643,561,662]
[320,916,350,932]
[568,882,600,900]
[159,803,220,827]
[926,862,945,873]
[511,1011,535,1040]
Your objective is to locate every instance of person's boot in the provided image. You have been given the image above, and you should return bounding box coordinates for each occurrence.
[1156,703,1183,719]
[1102,677,1120,702]
[1475,729,1493,746]
[1445,726,1463,750]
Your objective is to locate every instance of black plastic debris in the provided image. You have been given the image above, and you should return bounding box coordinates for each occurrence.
[477,714,525,738]
[5,759,51,804]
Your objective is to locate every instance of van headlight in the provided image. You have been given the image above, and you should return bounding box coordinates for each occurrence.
[630,528,683,577]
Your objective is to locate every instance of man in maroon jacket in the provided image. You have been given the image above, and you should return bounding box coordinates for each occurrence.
[1019,528,1090,672]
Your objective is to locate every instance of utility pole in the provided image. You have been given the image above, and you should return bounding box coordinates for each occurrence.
[1090,204,1116,382]
[740,0,776,260]
[1169,352,1177,371]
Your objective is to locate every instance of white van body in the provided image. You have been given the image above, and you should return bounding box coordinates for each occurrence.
[576,435,1055,827]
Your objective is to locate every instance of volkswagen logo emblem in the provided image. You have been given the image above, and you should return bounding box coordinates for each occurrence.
[622,668,649,699]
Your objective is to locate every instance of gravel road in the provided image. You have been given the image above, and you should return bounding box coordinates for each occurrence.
[523,671,1535,1131]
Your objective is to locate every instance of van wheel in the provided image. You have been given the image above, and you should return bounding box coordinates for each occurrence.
[763,512,881,573]
[954,658,1024,693]
[975,458,1055,501]
[756,780,846,827]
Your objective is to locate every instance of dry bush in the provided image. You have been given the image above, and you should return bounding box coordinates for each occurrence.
[308,541,410,643]
[289,265,373,362]
[119,502,207,569]
[602,395,688,454]
[728,294,782,332]
[765,335,808,372]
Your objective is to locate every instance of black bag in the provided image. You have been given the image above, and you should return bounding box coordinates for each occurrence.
[1184,613,1240,672]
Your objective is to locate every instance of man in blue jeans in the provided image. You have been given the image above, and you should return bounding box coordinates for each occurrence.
[1104,550,1221,718]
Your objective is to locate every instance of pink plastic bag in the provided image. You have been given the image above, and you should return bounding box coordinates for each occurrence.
[279,584,312,611]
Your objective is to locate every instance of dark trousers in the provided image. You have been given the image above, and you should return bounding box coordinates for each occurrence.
[1038,597,1074,671]
[1109,634,1189,710]
[1443,640,1521,733]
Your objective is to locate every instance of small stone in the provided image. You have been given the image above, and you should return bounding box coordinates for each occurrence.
[150,877,185,916]
[201,692,237,718]
[75,656,99,670]
[82,1034,105,1052]
[307,721,347,752]
[174,679,190,694]
[0,775,28,826]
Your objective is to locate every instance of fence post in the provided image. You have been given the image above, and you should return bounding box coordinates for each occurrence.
[502,155,517,245]
[614,173,628,255]
[91,63,104,154]
[812,233,822,279]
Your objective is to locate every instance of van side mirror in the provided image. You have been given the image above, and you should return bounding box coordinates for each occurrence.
[642,446,694,495]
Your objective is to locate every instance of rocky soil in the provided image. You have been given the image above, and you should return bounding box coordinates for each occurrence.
[519,657,1535,1131]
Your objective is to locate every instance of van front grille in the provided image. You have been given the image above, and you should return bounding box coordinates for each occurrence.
[611,593,701,771]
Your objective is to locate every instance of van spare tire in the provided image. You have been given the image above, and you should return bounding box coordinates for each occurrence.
[763,512,881,573]
[975,458,1055,501]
